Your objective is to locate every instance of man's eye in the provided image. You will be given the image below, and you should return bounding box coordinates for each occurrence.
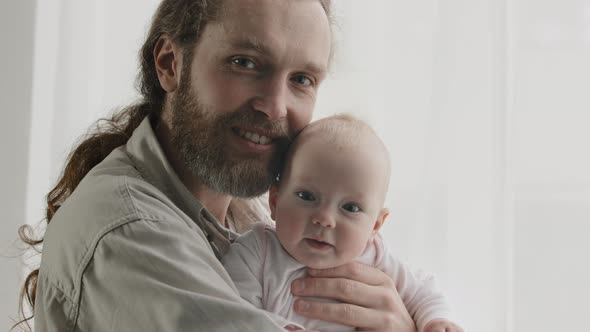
[231,57,256,69]
[342,203,361,213]
[296,191,316,202]
[291,75,313,86]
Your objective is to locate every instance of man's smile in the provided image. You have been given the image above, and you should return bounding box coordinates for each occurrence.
[233,127,274,145]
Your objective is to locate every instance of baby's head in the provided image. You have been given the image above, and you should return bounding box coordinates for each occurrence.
[269,114,391,269]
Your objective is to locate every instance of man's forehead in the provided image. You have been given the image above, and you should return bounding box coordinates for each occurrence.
[219,0,322,28]
[214,0,331,64]
[220,0,298,18]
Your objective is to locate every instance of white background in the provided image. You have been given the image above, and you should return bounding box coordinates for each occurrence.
[1,1,589,331]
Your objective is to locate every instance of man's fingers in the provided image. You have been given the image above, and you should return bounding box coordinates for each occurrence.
[293,299,389,329]
[307,262,394,288]
[292,262,419,332]
[292,277,396,310]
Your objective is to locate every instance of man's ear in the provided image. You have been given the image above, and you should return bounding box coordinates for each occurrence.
[154,34,182,93]
[373,208,389,233]
[268,185,279,221]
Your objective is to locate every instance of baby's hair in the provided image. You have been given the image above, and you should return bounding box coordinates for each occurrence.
[277,113,391,186]
[302,113,377,148]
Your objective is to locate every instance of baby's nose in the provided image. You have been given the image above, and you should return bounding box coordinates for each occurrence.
[311,211,336,228]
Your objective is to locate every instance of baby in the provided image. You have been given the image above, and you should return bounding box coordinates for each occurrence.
[222,114,462,332]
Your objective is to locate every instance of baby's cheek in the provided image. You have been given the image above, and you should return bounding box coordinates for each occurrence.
[334,248,363,269]
[276,211,304,243]
[279,205,306,230]
[339,233,370,262]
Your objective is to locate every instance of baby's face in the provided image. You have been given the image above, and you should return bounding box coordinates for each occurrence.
[271,134,389,269]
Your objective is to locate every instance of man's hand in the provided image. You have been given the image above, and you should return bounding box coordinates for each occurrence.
[423,319,464,332]
[291,262,416,331]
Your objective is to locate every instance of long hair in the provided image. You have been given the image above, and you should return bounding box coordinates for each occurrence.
[14,0,332,330]
[14,1,223,329]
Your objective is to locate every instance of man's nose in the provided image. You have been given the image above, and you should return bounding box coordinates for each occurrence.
[311,208,336,229]
[251,77,288,120]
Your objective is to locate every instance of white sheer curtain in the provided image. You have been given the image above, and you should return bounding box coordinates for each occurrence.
[318,1,511,331]
[12,1,589,331]
[26,0,161,229]
[318,1,590,331]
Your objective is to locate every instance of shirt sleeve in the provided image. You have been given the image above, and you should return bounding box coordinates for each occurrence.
[76,218,286,332]
[376,238,454,332]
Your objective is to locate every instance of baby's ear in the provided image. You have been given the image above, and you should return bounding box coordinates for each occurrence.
[268,185,279,221]
[373,208,389,233]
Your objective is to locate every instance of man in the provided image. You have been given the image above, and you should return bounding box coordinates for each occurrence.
[18,0,417,331]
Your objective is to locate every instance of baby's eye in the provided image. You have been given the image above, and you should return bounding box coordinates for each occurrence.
[291,74,314,87]
[296,191,316,202]
[231,57,256,69]
[342,203,361,213]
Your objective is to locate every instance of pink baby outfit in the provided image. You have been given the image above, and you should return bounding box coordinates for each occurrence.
[222,223,453,332]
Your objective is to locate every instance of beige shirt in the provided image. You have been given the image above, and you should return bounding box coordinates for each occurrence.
[35,117,284,331]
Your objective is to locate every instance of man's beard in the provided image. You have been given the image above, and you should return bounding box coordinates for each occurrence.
[169,73,291,198]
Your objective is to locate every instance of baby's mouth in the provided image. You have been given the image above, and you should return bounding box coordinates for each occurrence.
[304,238,333,250]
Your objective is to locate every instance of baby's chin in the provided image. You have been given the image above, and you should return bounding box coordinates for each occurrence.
[297,255,347,270]
[305,261,338,270]
[282,241,354,269]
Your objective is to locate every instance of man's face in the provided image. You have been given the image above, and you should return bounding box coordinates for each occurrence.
[170,0,331,197]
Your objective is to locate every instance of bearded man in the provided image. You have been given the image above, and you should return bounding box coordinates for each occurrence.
[17,1,418,331]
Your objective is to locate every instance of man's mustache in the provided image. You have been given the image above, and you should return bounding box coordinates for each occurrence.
[223,111,293,142]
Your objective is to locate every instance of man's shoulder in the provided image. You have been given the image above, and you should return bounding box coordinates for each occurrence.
[39,147,192,297]
[50,147,178,230]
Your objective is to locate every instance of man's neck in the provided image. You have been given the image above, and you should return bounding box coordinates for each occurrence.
[155,111,232,225]
[188,182,232,225]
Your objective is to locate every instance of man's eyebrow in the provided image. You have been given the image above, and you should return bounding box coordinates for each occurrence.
[229,37,269,54]
[301,61,328,77]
